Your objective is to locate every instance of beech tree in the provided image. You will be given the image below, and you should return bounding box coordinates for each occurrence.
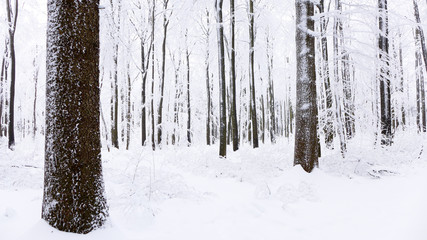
[216,0,227,157]
[294,0,318,173]
[378,0,392,145]
[6,0,18,150]
[42,0,108,233]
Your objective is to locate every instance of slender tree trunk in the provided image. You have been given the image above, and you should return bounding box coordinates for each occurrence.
[186,32,191,145]
[126,62,131,150]
[216,0,227,157]
[43,0,108,233]
[6,0,18,150]
[32,52,39,138]
[398,33,406,128]
[157,0,169,147]
[333,0,347,155]
[249,0,259,148]
[0,55,5,137]
[378,0,392,145]
[150,0,156,150]
[294,0,318,173]
[317,0,334,149]
[205,10,212,146]
[110,0,120,149]
[230,0,239,151]
[266,35,276,143]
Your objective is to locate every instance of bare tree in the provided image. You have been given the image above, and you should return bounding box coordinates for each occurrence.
[6,0,18,149]
[216,0,227,157]
[230,0,239,151]
[248,0,259,148]
[378,0,392,145]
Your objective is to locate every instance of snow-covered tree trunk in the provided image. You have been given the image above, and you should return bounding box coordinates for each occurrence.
[294,0,318,173]
[186,31,191,146]
[109,0,121,149]
[249,0,259,148]
[0,54,5,137]
[150,0,156,150]
[230,0,239,151]
[333,0,347,156]
[216,0,227,157]
[204,10,212,146]
[157,0,170,147]
[378,0,392,145]
[43,0,108,233]
[6,0,18,150]
[32,49,39,138]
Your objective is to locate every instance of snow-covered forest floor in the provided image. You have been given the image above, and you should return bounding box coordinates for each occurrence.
[1,132,427,240]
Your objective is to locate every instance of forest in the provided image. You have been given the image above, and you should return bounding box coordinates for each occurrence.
[1,0,427,239]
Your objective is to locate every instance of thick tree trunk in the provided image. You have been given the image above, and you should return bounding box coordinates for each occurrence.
[294,0,318,173]
[216,0,227,158]
[43,0,108,233]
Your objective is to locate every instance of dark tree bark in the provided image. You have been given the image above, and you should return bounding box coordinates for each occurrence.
[32,50,39,138]
[126,62,131,150]
[249,0,259,148]
[0,54,5,137]
[157,0,170,147]
[413,0,427,132]
[6,0,18,150]
[150,0,156,150]
[378,0,392,145]
[186,31,191,145]
[294,0,318,173]
[43,0,108,233]
[140,7,153,146]
[204,10,212,146]
[317,0,334,149]
[230,0,239,151]
[266,35,276,143]
[333,0,347,155]
[110,0,120,149]
[216,0,227,157]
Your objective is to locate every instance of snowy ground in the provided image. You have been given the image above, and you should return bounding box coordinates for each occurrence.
[1,132,427,240]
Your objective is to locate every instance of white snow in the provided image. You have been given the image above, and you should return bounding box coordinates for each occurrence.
[1,133,427,240]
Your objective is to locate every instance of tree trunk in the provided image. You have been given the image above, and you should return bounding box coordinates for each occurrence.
[150,0,156,150]
[333,0,347,155]
[216,0,227,158]
[186,32,191,146]
[126,62,131,150]
[0,55,5,137]
[230,0,239,151]
[32,51,39,138]
[294,0,318,173]
[378,0,392,145]
[110,0,121,149]
[157,0,169,147]
[43,0,108,233]
[205,10,212,146]
[317,0,334,149]
[249,0,259,148]
[6,0,18,150]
